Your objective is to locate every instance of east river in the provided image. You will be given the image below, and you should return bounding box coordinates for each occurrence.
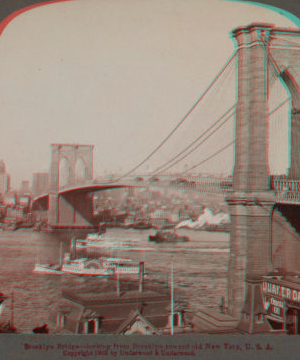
[0,228,229,333]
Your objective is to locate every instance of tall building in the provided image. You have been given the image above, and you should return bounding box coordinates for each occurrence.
[20,181,30,194]
[32,173,49,196]
[0,160,10,194]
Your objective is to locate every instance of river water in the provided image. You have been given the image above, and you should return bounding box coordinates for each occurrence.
[0,228,229,333]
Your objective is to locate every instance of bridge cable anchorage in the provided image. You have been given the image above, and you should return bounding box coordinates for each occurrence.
[150,60,236,175]
[109,50,237,184]
[154,110,235,175]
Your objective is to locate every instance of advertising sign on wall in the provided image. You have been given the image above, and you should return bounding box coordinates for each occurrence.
[263,295,284,322]
[262,281,300,304]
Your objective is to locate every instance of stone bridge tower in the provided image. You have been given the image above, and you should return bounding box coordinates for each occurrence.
[226,23,300,333]
[48,144,94,227]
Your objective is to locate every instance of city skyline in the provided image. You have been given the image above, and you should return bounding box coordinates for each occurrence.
[0,0,297,188]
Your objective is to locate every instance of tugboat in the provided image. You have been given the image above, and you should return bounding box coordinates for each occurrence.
[148,230,189,243]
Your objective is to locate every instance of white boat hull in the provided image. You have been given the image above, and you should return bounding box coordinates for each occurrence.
[61,266,113,276]
[33,264,63,275]
[34,264,113,276]
[115,266,140,274]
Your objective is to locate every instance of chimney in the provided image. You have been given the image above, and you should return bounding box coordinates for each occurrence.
[139,262,144,293]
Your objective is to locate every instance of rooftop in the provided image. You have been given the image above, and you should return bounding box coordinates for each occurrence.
[63,289,170,306]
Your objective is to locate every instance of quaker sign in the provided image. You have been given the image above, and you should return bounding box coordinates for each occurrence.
[261,281,300,304]
[262,295,284,322]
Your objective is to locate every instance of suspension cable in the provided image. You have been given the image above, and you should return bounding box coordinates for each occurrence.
[155,110,235,175]
[165,48,287,176]
[262,42,282,76]
[268,97,291,117]
[176,94,290,176]
[268,35,300,48]
[109,50,237,183]
[150,59,236,175]
[111,44,291,182]
[178,141,234,175]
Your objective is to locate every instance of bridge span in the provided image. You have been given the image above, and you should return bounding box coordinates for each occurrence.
[32,180,148,231]
[31,173,232,231]
[29,22,300,334]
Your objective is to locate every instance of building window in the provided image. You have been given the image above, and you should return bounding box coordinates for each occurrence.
[243,313,250,321]
[84,319,99,334]
[56,314,61,327]
[88,320,95,334]
[60,314,66,328]
[173,313,179,327]
[256,314,264,323]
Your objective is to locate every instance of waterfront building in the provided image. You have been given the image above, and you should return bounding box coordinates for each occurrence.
[1,193,16,207]
[127,187,135,198]
[0,160,10,194]
[260,272,300,334]
[6,207,27,219]
[149,208,172,229]
[48,264,192,335]
[150,191,161,201]
[48,287,192,335]
[122,213,135,226]
[191,205,203,219]
[0,206,6,220]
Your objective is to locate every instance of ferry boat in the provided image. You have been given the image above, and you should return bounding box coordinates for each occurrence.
[34,245,141,276]
[34,257,114,276]
[60,255,114,276]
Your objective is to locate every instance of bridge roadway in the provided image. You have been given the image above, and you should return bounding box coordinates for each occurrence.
[32,177,299,211]
[31,175,233,231]
[32,176,300,230]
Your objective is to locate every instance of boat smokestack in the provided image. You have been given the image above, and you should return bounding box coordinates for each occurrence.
[59,242,63,267]
[139,262,144,293]
[116,269,120,297]
[70,236,76,260]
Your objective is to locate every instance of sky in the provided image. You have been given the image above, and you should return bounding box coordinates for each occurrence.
[0,0,297,188]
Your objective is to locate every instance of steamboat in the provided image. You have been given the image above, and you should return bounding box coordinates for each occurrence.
[148,230,189,243]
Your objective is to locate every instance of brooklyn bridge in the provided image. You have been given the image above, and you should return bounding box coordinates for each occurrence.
[29,23,300,333]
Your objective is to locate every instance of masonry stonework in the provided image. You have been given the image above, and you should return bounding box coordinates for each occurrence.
[226,23,300,333]
[48,144,94,227]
